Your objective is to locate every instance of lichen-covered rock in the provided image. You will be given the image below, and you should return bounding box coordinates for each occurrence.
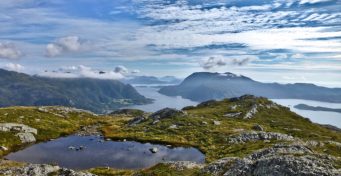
[223,112,242,118]
[243,104,258,119]
[15,132,36,143]
[201,157,238,176]
[163,161,204,171]
[202,145,341,176]
[128,116,147,126]
[228,131,294,144]
[0,123,37,134]
[149,108,186,120]
[0,163,95,176]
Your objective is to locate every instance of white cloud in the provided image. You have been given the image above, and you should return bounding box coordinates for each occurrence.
[131,69,140,74]
[114,65,129,74]
[291,53,305,59]
[3,63,24,72]
[299,0,334,5]
[0,43,22,59]
[39,65,125,80]
[46,36,83,57]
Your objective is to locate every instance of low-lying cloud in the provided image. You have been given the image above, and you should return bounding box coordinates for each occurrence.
[0,43,22,59]
[39,65,125,80]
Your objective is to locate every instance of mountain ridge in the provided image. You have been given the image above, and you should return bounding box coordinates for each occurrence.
[159,72,341,103]
[0,69,152,113]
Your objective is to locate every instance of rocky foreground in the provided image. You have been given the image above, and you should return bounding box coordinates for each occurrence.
[0,95,340,176]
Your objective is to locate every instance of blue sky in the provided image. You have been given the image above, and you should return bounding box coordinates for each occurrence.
[0,0,340,87]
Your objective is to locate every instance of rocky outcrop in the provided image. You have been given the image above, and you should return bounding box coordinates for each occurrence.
[128,116,147,126]
[38,106,96,117]
[228,131,294,144]
[0,163,95,176]
[163,161,204,171]
[110,109,145,116]
[16,133,36,143]
[243,104,258,119]
[223,112,242,118]
[0,123,37,134]
[0,123,37,143]
[202,144,341,176]
[149,108,186,120]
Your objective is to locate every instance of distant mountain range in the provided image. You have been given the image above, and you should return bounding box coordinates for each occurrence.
[159,72,341,103]
[294,104,341,114]
[0,69,152,113]
[122,76,182,85]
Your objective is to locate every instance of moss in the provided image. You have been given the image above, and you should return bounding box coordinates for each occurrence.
[89,167,134,176]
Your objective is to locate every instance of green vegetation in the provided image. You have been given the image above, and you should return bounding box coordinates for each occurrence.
[0,69,152,114]
[103,97,341,163]
[0,106,101,156]
[0,96,340,175]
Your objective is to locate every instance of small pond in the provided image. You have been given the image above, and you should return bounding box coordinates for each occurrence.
[5,135,205,170]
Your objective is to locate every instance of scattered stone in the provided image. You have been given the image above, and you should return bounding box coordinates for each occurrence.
[149,108,186,120]
[4,113,8,116]
[230,105,238,110]
[244,104,258,119]
[169,124,178,129]
[252,124,264,131]
[228,131,294,144]
[68,146,76,150]
[0,146,8,151]
[223,112,242,118]
[150,147,158,153]
[151,120,160,125]
[0,163,95,176]
[163,161,204,171]
[0,123,37,134]
[123,139,127,142]
[128,116,146,126]
[213,121,221,125]
[15,133,36,143]
[202,121,208,125]
[19,116,24,119]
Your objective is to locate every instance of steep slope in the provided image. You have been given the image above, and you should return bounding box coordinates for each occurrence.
[159,72,341,103]
[0,69,151,113]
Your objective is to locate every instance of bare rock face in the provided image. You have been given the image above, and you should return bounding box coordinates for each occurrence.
[228,131,294,144]
[202,144,341,176]
[15,133,36,143]
[0,123,37,134]
[149,108,186,120]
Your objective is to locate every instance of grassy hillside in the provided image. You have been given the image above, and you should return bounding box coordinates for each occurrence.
[0,95,340,175]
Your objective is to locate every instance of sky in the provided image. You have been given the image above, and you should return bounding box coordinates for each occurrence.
[0,0,340,87]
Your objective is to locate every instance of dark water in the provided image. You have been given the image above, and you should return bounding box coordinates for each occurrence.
[5,135,205,170]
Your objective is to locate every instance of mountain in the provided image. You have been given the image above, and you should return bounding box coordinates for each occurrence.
[159,72,341,103]
[0,69,152,113]
[123,75,181,85]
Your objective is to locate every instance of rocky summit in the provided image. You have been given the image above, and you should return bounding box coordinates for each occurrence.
[0,96,341,176]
